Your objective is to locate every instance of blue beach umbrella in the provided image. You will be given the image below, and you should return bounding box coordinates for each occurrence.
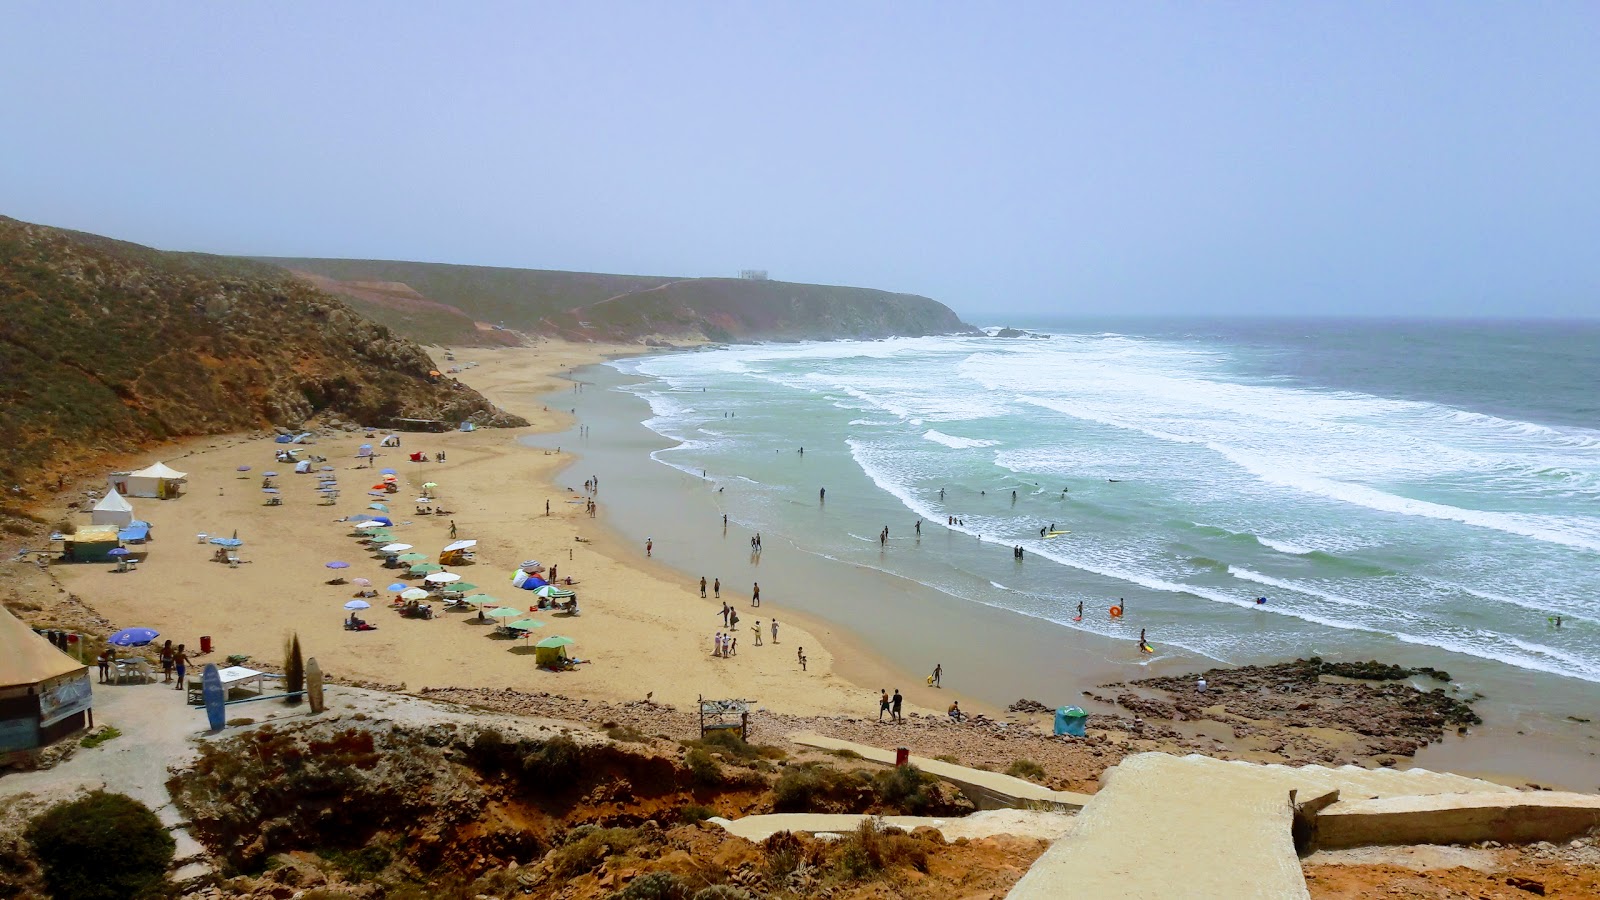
[236,465,252,472]
[108,627,159,647]
[369,516,393,526]
[380,468,397,475]
[368,503,388,512]
[326,561,350,569]
[386,582,408,592]
[263,471,279,477]
[261,488,280,494]
[209,537,243,548]
[107,547,130,557]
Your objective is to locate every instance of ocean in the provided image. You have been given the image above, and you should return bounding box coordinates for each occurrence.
[595,319,1600,724]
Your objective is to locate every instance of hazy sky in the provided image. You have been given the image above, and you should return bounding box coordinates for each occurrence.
[4,3,1597,318]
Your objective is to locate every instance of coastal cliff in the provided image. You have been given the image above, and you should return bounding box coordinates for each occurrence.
[0,216,525,491]
[262,257,976,344]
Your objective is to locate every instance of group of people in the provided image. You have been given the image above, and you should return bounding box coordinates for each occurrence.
[96,639,189,687]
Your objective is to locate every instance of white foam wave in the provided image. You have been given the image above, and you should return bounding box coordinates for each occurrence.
[922,429,1000,449]
[1225,566,1373,609]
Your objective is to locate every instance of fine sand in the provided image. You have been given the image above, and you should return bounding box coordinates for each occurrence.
[52,341,892,716]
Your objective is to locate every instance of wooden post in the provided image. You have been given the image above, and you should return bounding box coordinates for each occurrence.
[306,658,325,713]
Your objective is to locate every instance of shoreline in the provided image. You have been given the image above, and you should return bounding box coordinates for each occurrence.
[11,338,1595,792]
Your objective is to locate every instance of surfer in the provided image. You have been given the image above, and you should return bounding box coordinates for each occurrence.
[1074,600,1083,622]
[939,488,945,500]
[1040,526,1047,538]
[1255,596,1268,605]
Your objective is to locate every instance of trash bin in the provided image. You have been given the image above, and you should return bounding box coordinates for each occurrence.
[200,635,213,655]
[895,746,910,767]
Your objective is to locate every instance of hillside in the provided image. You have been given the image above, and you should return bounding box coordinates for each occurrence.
[0,217,525,492]
[261,257,974,343]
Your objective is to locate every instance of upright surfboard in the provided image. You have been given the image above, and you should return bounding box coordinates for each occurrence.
[202,664,225,731]
[306,658,325,713]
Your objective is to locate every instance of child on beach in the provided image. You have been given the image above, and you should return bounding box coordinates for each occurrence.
[798,647,807,671]
[753,621,762,645]
[173,644,188,690]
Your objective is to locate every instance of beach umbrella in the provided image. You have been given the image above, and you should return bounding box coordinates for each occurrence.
[264,471,279,477]
[108,627,159,647]
[415,498,434,505]
[366,490,385,497]
[442,539,477,552]
[236,465,252,472]
[321,465,335,472]
[507,618,544,630]
[353,577,372,587]
[519,560,542,571]
[397,552,427,562]
[409,563,444,574]
[487,607,523,618]
[422,482,438,490]
[261,488,280,494]
[534,635,575,649]
[380,467,397,475]
[368,503,389,512]
[425,572,461,584]
[451,582,479,592]
[325,561,350,570]
[533,585,575,599]
[107,547,130,557]
[369,516,394,526]
[400,588,431,601]
[387,582,408,592]
[379,543,413,553]
[382,474,398,483]
[468,594,502,606]
[209,537,243,548]
[344,599,371,610]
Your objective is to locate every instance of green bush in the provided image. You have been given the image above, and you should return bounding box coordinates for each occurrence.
[24,790,175,900]
[283,634,305,704]
[691,885,753,900]
[79,726,122,749]
[611,871,688,899]
[548,827,639,878]
[521,735,583,781]
[316,839,394,882]
[830,819,928,880]
[685,747,723,785]
[677,804,716,824]
[604,723,651,743]
[873,765,938,815]
[1006,759,1047,781]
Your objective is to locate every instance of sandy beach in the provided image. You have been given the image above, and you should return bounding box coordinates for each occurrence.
[48,341,889,717]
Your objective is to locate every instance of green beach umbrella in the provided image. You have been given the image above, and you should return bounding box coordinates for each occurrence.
[397,553,427,562]
[507,618,544,630]
[488,607,523,618]
[467,594,502,606]
[410,563,444,574]
[451,582,478,592]
[534,635,575,649]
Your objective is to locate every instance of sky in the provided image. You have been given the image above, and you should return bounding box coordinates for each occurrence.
[3,3,1598,318]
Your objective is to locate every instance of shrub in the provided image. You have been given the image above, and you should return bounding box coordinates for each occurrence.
[79,726,121,749]
[762,830,806,880]
[284,633,305,704]
[830,747,862,760]
[611,871,688,899]
[692,886,753,900]
[873,765,938,815]
[522,735,583,781]
[677,804,716,824]
[24,790,175,900]
[770,763,870,813]
[685,748,723,785]
[1006,759,1047,781]
[605,723,651,743]
[830,819,927,880]
[548,827,639,878]
[316,839,393,882]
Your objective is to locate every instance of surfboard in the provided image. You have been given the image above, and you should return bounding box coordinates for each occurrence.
[1046,531,1071,537]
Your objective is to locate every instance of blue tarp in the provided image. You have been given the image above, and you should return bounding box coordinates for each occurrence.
[118,522,151,543]
[275,434,293,443]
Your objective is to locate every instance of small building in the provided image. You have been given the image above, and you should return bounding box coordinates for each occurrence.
[0,605,93,759]
[90,489,135,528]
[107,461,187,499]
[60,525,122,563]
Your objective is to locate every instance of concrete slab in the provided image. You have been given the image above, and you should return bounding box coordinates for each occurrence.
[712,809,1077,843]
[787,732,1092,811]
[1316,790,1600,849]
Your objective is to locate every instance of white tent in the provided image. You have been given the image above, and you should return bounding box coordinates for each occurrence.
[109,462,188,499]
[89,489,135,527]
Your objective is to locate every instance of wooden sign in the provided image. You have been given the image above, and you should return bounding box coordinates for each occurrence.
[306,658,325,713]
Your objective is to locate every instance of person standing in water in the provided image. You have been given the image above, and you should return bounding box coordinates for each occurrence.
[714,577,720,599]
[932,663,942,687]
[820,487,826,502]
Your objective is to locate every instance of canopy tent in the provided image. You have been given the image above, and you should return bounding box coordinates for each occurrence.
[59,525,122,563]
[511,569,548,591]
[1054,706,1089,737]
[108,462,187,499]
[117,521,151,544]
[90,489,135,527]
[0,605,92,754]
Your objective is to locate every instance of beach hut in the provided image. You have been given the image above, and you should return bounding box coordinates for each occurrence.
[89,489,135,528]
[59,525,122,563]
[108,461,187,499]
[0,605,93,759]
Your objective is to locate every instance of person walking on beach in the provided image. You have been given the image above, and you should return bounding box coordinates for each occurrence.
[160,640,174,683]
[722,514,727,527]
[752,582,760,607]
[546,499,550,516]
[891,689,903,723]
[714,577,721,598]
[173,644,188,690]
[449,520,457,540]
[755,533,762,549]
[730,637,738,656]
[713,632,723,657]
[753,621,763,645]
[771,618,779,642]
[646,537,653,557]
[879,689,891,721]
[700,576,708,598]
[730,610,739,631]
[933,663,942,688]
[798,647,807,671]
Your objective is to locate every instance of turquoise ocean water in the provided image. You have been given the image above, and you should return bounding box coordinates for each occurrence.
[607,320,1600,704]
